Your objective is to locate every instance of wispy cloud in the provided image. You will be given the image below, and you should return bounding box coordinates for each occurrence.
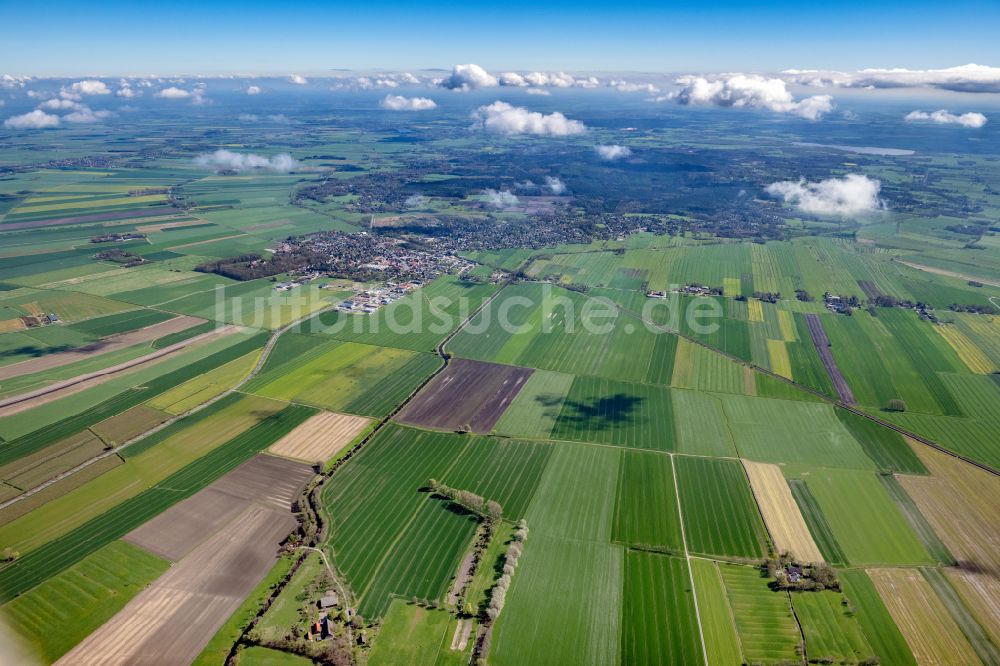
[783,63,1000,93]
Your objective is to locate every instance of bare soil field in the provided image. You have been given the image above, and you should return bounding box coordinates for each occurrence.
[396,358,532,433]
[125,453,313,562]
[58,503,295,666]
[897,441,1000,575]
[804,314,856,404]
[743,460,824,562]
[268,410,371,463]
[868,568,981,666]
[0,315,204,381]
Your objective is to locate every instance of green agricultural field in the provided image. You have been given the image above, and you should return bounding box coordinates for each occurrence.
[65,308,174,337]
[308,276,497,352]
[675,456,770,559]
[671,389,738,457]
[492,369,574,439]
[690,558,743,666]
[0,394,283,554]
[246,335,439,417]
[612,449,683,552]
[549,375,677,450]
[238,646,313,666]
[787,478,849,566]
[491,535,624,666]
[440,437,552,520]
[793,590,876,663]
[834,408,928,474]
[368,599,471,666]
[719,393,877,470]
[0,330,266,451]
[783,466,934,566]
[0,403,314,602]
[320,425,550,619]
[719,563,802,664]
[525,443,621,543]
[621,552,703,666]
[839,570,917,666]
[448,282,678,384]
[671,338,746,394]
[0,540,169,663]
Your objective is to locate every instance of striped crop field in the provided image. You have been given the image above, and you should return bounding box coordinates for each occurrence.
[934,323,998,374]
[690,558,742,666]
[621,552,704,666]
[719,563,802,663]
[793,590,876,663]
[613,449,683,552]
[675,456,770,560]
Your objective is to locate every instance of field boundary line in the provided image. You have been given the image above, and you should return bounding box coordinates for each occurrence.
[0,301,329,512]
[550,282,1000,478]
[671,453,710,666]
[300,281,510,594]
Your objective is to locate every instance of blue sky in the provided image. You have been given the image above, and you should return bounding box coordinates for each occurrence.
[2,0,999,76]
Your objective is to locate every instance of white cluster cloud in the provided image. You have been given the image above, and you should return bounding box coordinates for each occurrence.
[545,176,567,195]
[380,94,437,111]
[440,64,498,91]
[66,79,110,96]
[472,101,586,136]
[39,98,80,110]
[499,71,599,89]
[156,85,207,104]
[405,194,428,208]
[594,144,631,160]
[609,79,660,94]
[64,107,112,123]
[156,86,193,99]
[440,64,599,91]
[665,74,833,120]
[4,109,60,129]
[783,63,1000,93]
[1,74,31,89]
[331,72,422,90]
[904,109,987,128]
[6,91,113,129]
[246,85,261,95]
[117,80,138,98]
[287,74,308,85]
[484,189,519,209]
[194,149,299,173]
[765,174,884,217]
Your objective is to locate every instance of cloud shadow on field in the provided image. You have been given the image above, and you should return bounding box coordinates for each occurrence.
[550,392,644,431]
[0,343,75,359]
